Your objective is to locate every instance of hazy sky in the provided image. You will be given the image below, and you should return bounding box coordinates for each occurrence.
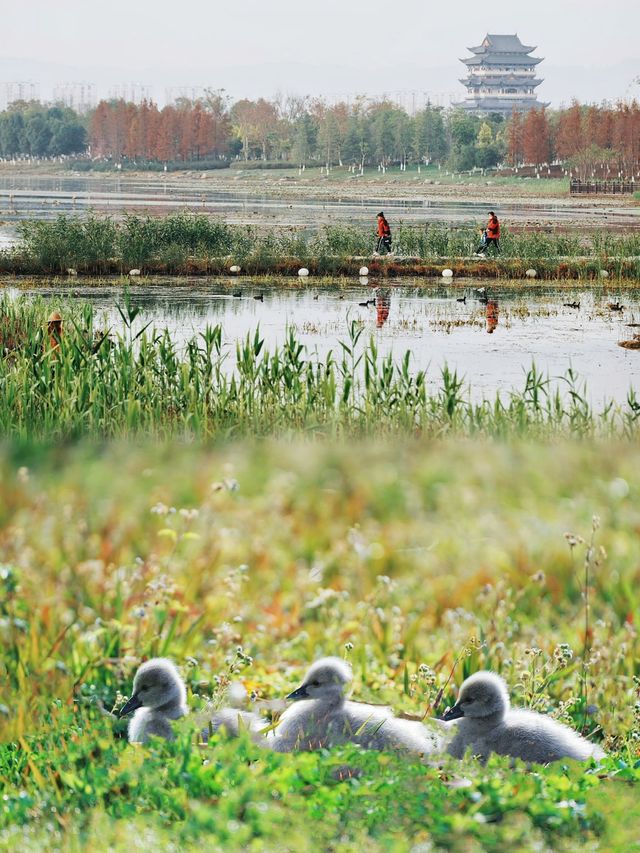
[1,0,639,105]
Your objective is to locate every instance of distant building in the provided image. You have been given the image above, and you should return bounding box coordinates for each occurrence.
[455,33,548,116]
[0,81,40,110]
[107,83,152,104]
[52,82,97,114]
[164,86,207,105]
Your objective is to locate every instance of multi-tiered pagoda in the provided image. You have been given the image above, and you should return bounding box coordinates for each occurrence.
[455,34,548,116]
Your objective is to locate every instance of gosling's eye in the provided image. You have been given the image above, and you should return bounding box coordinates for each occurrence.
[139,685,148,692]
[310,680,320,687]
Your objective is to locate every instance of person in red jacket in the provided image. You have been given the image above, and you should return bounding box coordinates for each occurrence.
[475,211,500,256]
[374,211,392,255]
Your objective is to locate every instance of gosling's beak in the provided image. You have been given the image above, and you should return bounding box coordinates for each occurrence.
[119,693,143,717]
[441,703,464,722]
[286,684,309,701]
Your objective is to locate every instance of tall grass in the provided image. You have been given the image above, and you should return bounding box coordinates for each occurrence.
[1,296,638,441]
[0,438,639,849]
[4,214,640,275]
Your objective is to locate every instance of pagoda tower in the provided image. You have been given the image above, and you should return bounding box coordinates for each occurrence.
[455,34,548,116]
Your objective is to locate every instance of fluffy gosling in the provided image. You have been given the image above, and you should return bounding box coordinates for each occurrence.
[273,657,440,755]
[119,658,188,744]
[441,671,605,764]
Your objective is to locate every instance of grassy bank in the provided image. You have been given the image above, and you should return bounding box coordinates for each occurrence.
[2,215,640,279]
[1,295,638,441]
[0,439,638,850]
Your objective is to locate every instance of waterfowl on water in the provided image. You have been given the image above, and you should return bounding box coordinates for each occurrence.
[563,301,580,309]
[608,302,624,311]
[441,671,605,765]
[272,657,441,755]
[456,295,466,304]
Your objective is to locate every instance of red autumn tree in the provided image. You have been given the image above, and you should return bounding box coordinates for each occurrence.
[522,107,552,165]
[506,108,524,166]
[555,101,583,159]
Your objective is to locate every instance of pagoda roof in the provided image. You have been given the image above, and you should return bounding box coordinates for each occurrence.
[462,53,542,67]
[461,76,544,87]
[468,34,536,54]
[453,96,550,114]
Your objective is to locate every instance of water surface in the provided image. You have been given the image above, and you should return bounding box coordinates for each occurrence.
[3,277,638,405]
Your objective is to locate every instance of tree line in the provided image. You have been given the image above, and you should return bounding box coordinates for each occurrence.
[0,103,86,157]
[1,93,639,176]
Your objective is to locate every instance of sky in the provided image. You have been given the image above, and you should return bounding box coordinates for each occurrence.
[1,0,639,106]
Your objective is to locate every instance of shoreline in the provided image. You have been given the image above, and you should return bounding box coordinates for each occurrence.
[2,165,639,207]
[2,256,639,281]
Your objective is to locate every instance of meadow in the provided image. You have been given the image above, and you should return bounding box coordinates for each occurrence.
[0,439,639,851]
[3,215,640,278]
[1,285,639,850]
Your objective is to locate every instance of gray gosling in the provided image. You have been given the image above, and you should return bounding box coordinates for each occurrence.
[119,658,188,744]
[208,682,271,744]
[120,659,270,745]
[272,657,441,755]
[208,707,270,742]
[441,671,605,764]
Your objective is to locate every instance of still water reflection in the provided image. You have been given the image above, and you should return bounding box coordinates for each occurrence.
[2,278,639,404]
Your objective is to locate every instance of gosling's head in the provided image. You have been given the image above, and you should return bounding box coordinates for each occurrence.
[286,657,352,703]
[441,671,509,722]
[119,658,187,717]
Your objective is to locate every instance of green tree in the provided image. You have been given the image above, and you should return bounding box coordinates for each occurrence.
[0,109,26,156]
[292,114,316,165]
[414,107,448,163]
[342,114,370,170]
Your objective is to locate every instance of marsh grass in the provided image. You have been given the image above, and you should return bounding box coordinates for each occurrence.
[0,439,639,849]
[1,295,639,441]
[3,215,640,277]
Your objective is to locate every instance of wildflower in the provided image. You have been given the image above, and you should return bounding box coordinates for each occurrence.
[179,508,199,521]
[225,478,240,493]
[592,514,601,531]
[563,532,582,548]
[132,606,146,619]
[553,643,573,666]
[344,642,354,652]
[418,664,436,686]
[524,647,542,657]
[531,570,546,584]
[150,502,169,516]
[17,467,29,483]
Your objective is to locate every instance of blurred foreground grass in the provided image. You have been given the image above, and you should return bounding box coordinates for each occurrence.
[0,438,639,850]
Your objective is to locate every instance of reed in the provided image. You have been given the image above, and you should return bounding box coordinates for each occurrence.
[1,296,638,441]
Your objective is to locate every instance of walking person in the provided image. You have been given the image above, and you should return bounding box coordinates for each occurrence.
[475,211,500,256]
[374,211,392,255]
